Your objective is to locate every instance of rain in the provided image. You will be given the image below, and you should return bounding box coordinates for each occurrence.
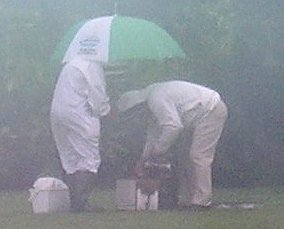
[0,0,284,227]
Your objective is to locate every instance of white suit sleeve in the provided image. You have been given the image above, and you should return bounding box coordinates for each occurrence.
[142,125,182,160]
[85,63,110,117]
[144,97,184,158]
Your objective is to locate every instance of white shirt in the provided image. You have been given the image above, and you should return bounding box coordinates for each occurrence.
[144,81,221,157]
[148,81,220,129]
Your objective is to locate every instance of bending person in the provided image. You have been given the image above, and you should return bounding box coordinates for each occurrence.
[116,80,228,209]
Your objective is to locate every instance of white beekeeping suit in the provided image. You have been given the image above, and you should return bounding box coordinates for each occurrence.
[50,57,110,174]
[50,57,110,212]
[117,80,228,208]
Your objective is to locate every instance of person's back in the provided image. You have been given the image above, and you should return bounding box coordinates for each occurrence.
[145,81,221,132]
[51,62,89,120]
[147,81,220,118]
[51,58,109,120]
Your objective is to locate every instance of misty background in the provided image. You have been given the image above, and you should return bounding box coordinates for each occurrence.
[0,0,283,190]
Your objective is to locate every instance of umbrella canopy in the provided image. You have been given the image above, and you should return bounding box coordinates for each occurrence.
[52,16,186,63]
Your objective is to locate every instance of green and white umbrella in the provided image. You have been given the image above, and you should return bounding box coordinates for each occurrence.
[53,16,186,63]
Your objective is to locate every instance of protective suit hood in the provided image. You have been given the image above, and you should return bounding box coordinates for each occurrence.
[116,89,149,112]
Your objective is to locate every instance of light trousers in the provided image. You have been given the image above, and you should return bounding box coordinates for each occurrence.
[179,100,228,206]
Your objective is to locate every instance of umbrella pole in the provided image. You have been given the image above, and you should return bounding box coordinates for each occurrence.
[114,2,118,15]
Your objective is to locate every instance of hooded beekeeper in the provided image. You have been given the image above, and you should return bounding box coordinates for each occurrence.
[50,57,110,212]
[116,80,228,209]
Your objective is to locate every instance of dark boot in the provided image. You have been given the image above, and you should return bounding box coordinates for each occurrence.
[159,176,179,210]
[64,171,97,213]
[158,154,179,210]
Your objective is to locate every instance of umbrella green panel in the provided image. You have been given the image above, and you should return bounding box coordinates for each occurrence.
[51,21,86,63]
[109,16,186,62]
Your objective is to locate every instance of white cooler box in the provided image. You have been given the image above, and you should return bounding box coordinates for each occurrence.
[29,177,70,214]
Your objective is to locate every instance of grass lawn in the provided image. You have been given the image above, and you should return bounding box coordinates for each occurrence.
[1,186,284,229]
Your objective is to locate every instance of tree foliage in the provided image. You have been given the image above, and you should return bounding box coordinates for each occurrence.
[0,0,283,189]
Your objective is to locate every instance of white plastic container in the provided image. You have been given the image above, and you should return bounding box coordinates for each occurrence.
[29,177,70,214]
[115,179,137,210]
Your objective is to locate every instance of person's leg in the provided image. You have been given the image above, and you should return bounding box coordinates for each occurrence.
[176,131,192,207]
[158,159,179,210]
[186,101,227,206]
[65,170,97,212]
[157,135,184,210]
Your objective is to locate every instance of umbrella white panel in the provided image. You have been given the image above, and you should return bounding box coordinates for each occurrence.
[63,16,114,63]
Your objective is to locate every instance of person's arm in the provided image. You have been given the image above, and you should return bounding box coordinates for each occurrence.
[85,63,110,117]
[142,98,184,160]
[153,125,182,156]
[134,124,182,177]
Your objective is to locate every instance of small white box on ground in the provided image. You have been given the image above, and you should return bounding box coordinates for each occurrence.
[115,179,137,210]
[29,177,70,214]
[115,179,159,211]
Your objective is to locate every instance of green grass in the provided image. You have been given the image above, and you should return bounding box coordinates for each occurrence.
[1,187,284,229]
